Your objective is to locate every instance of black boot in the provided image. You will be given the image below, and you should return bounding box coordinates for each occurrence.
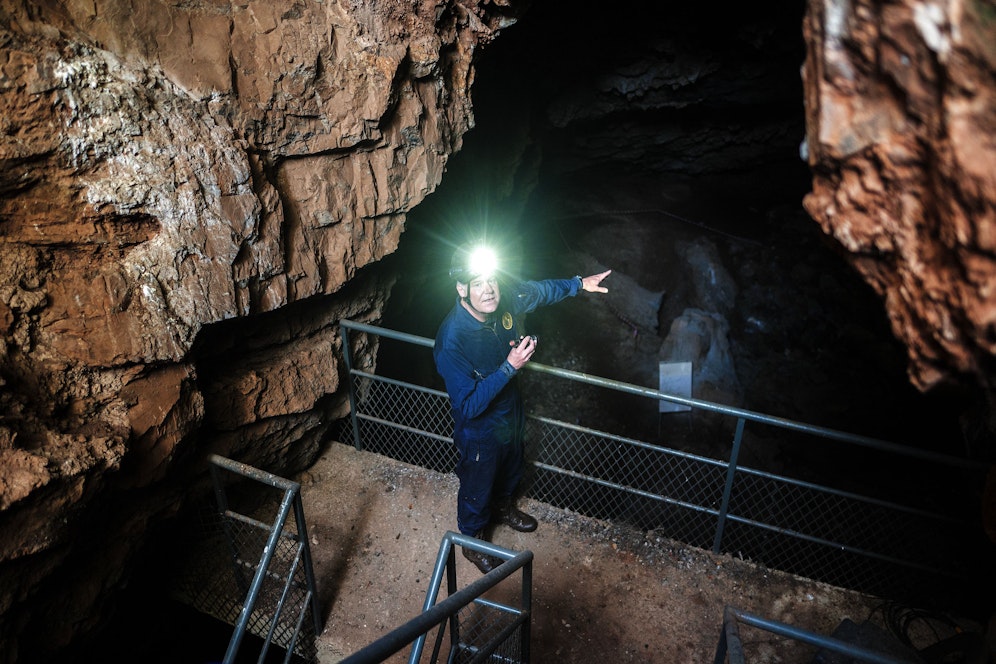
[462,546,502,574]
[495,498,538,532]
[462,531,502,574]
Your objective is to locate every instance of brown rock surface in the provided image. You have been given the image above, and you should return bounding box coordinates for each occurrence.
[0,0,517,658]
[802,0,996,394]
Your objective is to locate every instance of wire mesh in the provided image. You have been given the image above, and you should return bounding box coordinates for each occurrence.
[524,417,725,551]
[443,601,525,664]
[352,374,458,474]
[171,470,319,663]
[340,322,993,613]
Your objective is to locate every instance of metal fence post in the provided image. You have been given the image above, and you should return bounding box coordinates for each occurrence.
[294,496,324,641]
[714,605,745,664]
[521,550,533,663]
[340,323,363,451]
[223,489,297,664]
[713,417,745,554]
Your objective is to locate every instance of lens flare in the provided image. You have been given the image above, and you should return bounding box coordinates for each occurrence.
[467,246,498,279]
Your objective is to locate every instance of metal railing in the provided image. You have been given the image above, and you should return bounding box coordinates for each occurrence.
[713,606,914,664]
[172,454,322,664]
[341,531,532,664]
[339,319,993,610]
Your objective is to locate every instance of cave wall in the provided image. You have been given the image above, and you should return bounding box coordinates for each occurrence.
[802,0,996,401]
[0,0,517,659]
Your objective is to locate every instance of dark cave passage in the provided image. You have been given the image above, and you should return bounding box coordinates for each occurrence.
[377,0,967,461]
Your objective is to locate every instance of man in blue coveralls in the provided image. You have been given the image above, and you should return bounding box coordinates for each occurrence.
[434,240,612,573]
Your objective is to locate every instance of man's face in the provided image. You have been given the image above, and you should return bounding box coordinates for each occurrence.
[457,276,500,321]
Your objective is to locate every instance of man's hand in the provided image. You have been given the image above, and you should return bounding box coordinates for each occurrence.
[506,334,537,370]
[582,269,612,293]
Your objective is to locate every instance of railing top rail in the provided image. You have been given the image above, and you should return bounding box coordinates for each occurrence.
[720,606,914,664]
[339,531,532,664]
[342,318,435,349]
[340,319,987,471]
[209,453,302,492]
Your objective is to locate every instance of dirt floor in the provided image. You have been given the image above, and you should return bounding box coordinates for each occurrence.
[297,441,918,664]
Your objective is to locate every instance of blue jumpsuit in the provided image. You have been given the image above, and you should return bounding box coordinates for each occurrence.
[433,277,581,536]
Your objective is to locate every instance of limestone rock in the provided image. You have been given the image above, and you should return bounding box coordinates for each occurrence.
[802,0,996,394]
[659,308,743,407]
[0,0,518,657]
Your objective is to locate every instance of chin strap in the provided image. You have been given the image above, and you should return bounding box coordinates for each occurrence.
[460,297,493,322]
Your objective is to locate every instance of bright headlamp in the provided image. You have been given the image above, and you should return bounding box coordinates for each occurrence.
[466,246,498,279]
[450,244,499,281]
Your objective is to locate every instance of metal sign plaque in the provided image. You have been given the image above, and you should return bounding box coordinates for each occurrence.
[658,361,692,413]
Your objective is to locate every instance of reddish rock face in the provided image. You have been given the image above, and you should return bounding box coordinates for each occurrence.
[802,0,996,395]
[0,0,515,656]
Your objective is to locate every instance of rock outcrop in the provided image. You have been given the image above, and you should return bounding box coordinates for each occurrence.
[802,0,996,400]
[0,0,516,658]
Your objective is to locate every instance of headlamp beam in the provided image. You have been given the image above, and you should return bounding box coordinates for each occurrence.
[466,246,498,280]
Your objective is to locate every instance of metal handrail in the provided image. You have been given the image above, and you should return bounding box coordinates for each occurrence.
[337,318,991,603]
[714,606,913,664]
[208,455,322,664]
[340,532,532,664]
[339,319,985,470]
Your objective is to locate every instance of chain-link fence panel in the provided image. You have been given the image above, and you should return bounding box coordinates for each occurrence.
[172,457,321,663]
[449,601,526,664]
[523,416,726,551]
[719,471,981,605]
[347,373,458,474]
[339,320,993,614]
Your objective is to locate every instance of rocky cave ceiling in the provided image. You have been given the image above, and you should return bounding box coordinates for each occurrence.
[0,0,994,660]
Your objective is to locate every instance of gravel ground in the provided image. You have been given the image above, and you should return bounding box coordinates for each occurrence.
[299,442,894,664]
